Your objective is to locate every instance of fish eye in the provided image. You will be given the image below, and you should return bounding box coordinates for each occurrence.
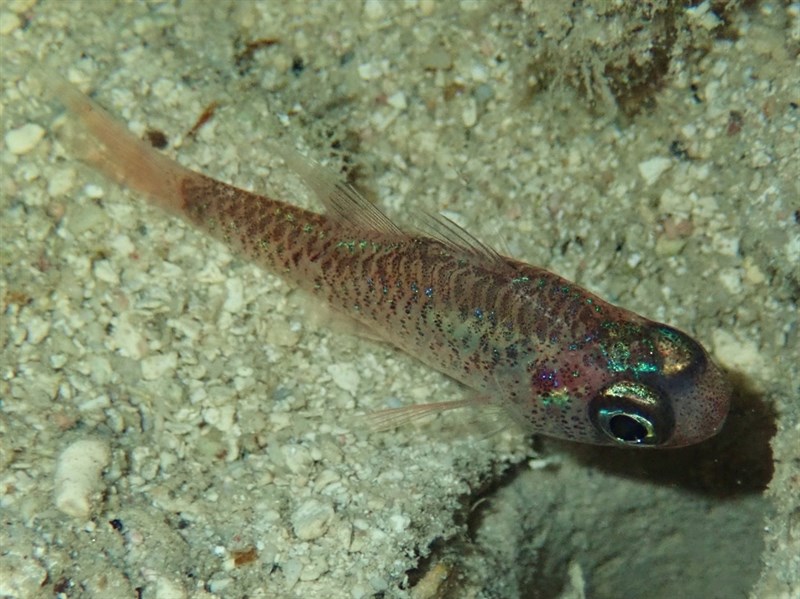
[589,381,675,446]
[600,411,655,444]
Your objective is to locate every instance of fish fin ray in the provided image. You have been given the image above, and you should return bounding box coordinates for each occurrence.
[366,398,478,431]
[269,142,403,236]
[414,210,507,269]
[43,70,195,216]
[366,395,520,439]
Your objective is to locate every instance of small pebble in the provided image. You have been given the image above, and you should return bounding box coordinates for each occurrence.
[141,351,178,381]
[140,568,186,599]
[387,91,407,110]
[462,98,477,128]
[686,2,722,30]
[363,0,385,21]
[0,11,22,35]
[206,575,233,594]
[5,123,45,155]
[25,316,50,345]
[283,558,303,588]
[47,168,76,197]
[637,156,672,186]
[50,354,68,369]
[65,203,108,237]
[93,259,120,285]
[388,512,410,533]
[712,329,769,383]
[299,557,328,581]
[327,363,360,395]
[0,552,47,597]
[202,404,235,433]
[421,46,452,71]
[53,438,111,519]
[77,394,111,412]
[265,319,302,347]
[222,277,244,313]
[283,444,313,475]
[291,498,334,540]
[357,61,384,80]
[369,576,389,592]
[718,267,743,294]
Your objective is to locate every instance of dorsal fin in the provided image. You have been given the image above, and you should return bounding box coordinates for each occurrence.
[414,210,507,268]
[270,142,403,236]
[272,142,508,269]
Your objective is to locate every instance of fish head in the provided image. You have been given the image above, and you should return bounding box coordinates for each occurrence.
[586,322,731,448]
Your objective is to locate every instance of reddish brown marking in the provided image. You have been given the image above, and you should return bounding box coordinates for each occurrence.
[145,128,169,149]
[726,110,744,136]
[235,38,280,65]
[232,546,258,567]
[186,101,219,139]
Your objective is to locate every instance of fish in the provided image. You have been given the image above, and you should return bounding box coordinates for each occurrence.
[48,75,731,448]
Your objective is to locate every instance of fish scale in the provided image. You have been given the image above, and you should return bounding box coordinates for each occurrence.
[51,75,732,448]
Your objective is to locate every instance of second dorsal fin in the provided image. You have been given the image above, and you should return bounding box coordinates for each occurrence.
[272,142,508,270]
[414,210,507,269]
[271,143,403,236]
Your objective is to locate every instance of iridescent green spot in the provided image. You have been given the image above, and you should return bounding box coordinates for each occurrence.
[658,326,681,343]
[540,389,573,408]
[601,330,660,375]
[302,224,314,233]
[512,276,530,285]
[604,340,632,373]
[634,361,659,374]
[337,240,356,252]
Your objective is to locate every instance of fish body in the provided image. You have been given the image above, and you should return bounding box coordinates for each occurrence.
[52,78,731,448]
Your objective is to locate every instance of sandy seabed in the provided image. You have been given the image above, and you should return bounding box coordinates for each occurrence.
[2,1,798,598]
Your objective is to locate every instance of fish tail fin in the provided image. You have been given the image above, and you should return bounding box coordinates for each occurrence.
[48,73,195,215]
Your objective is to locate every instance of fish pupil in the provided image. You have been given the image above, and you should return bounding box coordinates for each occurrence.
[608,413,648,443]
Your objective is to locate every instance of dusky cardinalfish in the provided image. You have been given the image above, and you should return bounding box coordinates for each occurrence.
[47,75,731,448]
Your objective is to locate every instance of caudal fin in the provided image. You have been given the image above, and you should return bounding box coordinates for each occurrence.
[48,74,196,215]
